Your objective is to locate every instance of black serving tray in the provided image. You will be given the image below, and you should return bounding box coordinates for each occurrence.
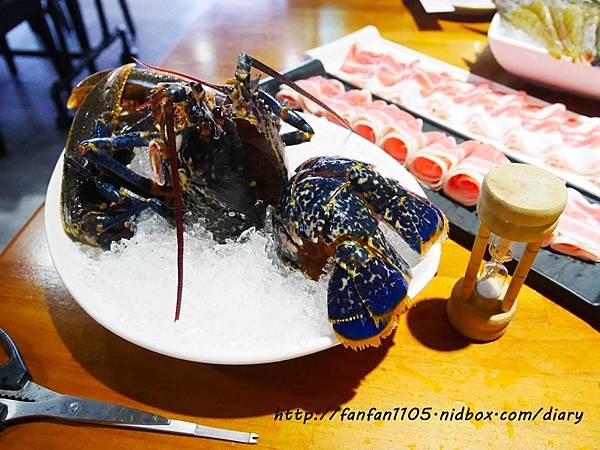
[261,59,600,329]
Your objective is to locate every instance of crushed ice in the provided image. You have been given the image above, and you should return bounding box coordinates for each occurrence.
[74,123,429,359]
[81,211,334,355]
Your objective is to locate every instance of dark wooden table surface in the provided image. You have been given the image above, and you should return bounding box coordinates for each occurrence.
[1,1,598,449]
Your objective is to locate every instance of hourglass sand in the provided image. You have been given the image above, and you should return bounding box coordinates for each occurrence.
[447,163,568,341]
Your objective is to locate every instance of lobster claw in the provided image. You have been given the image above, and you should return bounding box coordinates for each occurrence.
[328,240,410,349]
[274,156,448,350]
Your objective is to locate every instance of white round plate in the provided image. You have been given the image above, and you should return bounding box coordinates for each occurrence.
[45,113,441,365]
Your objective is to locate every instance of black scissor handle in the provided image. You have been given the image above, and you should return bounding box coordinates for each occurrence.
[0,328,31,390]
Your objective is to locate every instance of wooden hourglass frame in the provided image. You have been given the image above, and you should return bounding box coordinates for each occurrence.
[447,163,567,341]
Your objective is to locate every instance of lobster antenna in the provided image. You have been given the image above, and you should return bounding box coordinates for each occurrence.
[163,101,185,322]
[249,56,354,132]
[133,58,227,93]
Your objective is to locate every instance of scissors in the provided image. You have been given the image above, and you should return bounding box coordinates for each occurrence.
[0,328,258,444]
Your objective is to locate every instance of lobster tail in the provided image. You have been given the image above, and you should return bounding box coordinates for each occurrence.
[328,240,410,349]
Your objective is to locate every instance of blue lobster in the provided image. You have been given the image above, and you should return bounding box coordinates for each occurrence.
[62,53,447,348]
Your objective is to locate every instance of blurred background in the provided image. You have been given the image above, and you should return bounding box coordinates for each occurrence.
[0,0,206,250]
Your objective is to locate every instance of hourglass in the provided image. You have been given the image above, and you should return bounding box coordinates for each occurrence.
[447,164,567,341]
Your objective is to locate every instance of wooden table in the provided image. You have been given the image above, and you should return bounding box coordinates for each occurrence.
[1,1,598,449]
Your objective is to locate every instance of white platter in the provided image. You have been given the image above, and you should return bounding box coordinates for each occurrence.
[305,26,600,201]
[488,14,600,100]
[451,0,495,13]
[418,0,494,14]
[45,113,441,365]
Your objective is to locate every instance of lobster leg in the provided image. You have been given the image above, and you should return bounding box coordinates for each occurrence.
[247,53,352,132]
[257,90,314,146]
[232,53,320,146]
[92,174,171,220]
[87,183,164,237]
[78,130,166,199]
[65,155,172,248]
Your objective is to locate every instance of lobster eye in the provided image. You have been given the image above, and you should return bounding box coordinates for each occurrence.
[190,82,204,93]
[235,53,252,82]
[239,53,252,68]
[165,84,187,103]
[212,106,223,120]
[187,103,205,124]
